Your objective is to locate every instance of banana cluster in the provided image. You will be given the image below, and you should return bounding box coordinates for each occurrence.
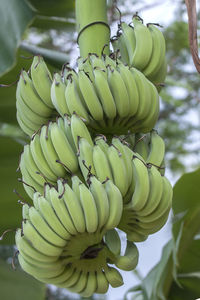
[14,13,172,295]
[16,178,139,296]
[19,114,90,199]
[118,157,173,242]
[123,130,166,175]
[111,16,167,90]
[16,56,56,137]
[51,53,160,135]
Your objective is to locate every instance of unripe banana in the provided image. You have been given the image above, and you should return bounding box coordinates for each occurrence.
[115,241,139,271]
[50,121,78,173]
[105,229,121,257]
[31,56,53,108]
[79,182,99,233]
[104,266,123,288]
[65,76,90,122]
[70,113,93,150]
[107,65,130,118]
[51,73,70,116]
[93,144,113,182]
[89,175,109,230]
[107,145,129,196]
[104,179,123,230]
[78,70,104,121]
[131,17,153,70]
[78,137,96,180]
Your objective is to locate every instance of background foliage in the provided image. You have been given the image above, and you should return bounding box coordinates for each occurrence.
[0,0,199,299]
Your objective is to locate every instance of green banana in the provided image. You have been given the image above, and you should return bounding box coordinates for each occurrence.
[31,56,53,108]
[51,73,70,116]
[115,241,139,271]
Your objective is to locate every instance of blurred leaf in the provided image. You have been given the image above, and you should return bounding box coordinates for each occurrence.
[168,276,200,300]
[0,136,32,245]
[0,259,46,300]
[20,42,70,68]
[25,0,75,18]
[0,123,27,144]
[0,0,35,76]
[32,16,75,31]
[172,168,200,216]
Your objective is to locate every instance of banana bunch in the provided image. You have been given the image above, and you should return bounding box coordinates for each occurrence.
[18,114,92,199]
[118,156,173,242]
[50,53,160,135]
[111,16,167,90]
[19,113,134,200]
[16,56,56,137]
[123,130,166,174]
[16,177,139,296]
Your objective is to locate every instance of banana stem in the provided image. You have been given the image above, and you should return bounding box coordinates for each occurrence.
[76,0,110,58]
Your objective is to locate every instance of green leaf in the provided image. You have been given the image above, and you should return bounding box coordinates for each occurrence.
[0,0,35,76]
[25,0,75,18]
[172,168,200,261]
[20,42,69,68]
[0,136,32,245]
[32,16,75,31]
[0,259,46,300]
[172,168,200,216]
[168,276,200,300]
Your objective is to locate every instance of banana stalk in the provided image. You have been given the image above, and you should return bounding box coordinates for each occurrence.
[76,0,110,57]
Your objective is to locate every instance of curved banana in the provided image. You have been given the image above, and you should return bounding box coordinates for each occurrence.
[15,229,58,263]
[50,121,78,173]
[89,175,109,230]
[126,156,150,211]
[104,266,123,288]
[30,134,57,182]
[65,76,90,122]
[79,182,99,233]
[51,73,70,116]
[112,137,133,187]
[107,145,129,196]
[16,111,34,137]
[78,70,104,121]
[136,165,164,217]
[40,123,66,177]
[31,56,53,108]
[146,130,165,167]
[120,22,136,65]
[80,271,97,297]
[33,194,69,239]
[95,270,109,294]
[22,220,62,256]
[93,67,117,119]
[49,186,77,236]
[115,241,139,271]
[131,17,153,70]
[143,24,166,78]
[78,137,96,180]
[70,113,93,150]
[104,179,123,230]
[92,144,113,182]
[18,70,52,117]
[117,63,139,117]
[28,206,67,247]
[107,65,130,118]
[63,182,86,234]
[105,229,121,257]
